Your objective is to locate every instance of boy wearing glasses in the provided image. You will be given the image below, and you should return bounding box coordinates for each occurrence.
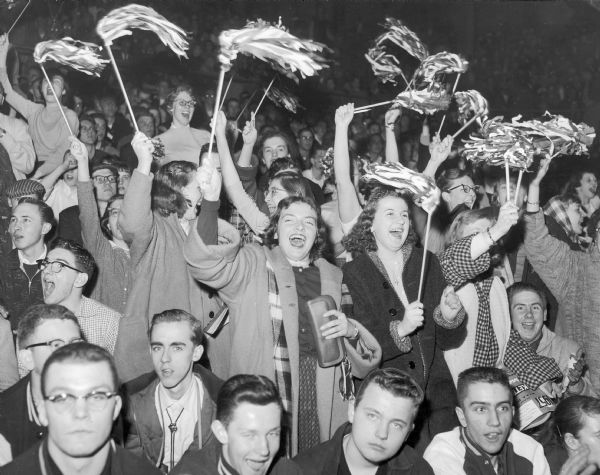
[0,304,83,460]
[40,239,121,353]
[2,342,161,474]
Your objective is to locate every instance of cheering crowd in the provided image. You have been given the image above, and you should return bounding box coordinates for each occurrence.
[0,3,599,474]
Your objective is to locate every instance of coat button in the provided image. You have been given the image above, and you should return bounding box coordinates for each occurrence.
[208,311,215,318]
[409,361,416,369]
[388,308,397,316]
[37,431,45,439]
[383,281,390,289]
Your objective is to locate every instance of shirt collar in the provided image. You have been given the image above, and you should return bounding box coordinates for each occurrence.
[19,245,47,266]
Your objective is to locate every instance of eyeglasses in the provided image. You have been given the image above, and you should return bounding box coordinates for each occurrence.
[266,187,287,196]
[38,259,82,274]
[44,390,117,413]
[445,184,480,194]
[107,208,120,217]
[176,99,197,108]
[300,136,313,141]
[26,337,85,350]
[92,175,117,184]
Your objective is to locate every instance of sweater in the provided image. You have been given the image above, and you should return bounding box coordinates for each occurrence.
[184,218,381,455]
[523,210,600,392]
[5,89,78,176]
[77,180,130,313]
[155,125,210,166]
[0,113,35,179]
[113,171,227,382]
[423,427,551,475]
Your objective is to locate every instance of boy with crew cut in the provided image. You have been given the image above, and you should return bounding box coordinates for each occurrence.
[423,367,550,475]
[294,368,433,475]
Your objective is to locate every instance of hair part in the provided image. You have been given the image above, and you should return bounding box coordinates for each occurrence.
[354,368,424,409]
[15,197,56,230]
[555,396,600,443]
[148,309,205,347]
[506,282,548,313]
[51,238,96,278]
[41,342,118,397]
[456,367,512,409]
[17,304,80,348]
[216,374,282,427]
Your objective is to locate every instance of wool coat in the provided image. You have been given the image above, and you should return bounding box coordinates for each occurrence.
[184,218,381,455]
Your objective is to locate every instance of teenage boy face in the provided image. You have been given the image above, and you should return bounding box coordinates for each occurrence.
[9,202,51,252]
[212,402,282,475]
[456,382,514,456]
[149,321,203,392]
[347,384,418,466]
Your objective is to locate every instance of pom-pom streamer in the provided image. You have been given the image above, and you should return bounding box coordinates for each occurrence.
[34,38,108,76]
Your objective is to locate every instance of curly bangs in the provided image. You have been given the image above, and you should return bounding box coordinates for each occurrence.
[152,161,197,218]
[342,186,414,255]
[263,196,328,262]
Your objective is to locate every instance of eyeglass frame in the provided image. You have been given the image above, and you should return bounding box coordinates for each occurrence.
[175,99,197,108]
[92,175,118,184]
[43,390,118,413]
[25,337,85,350]
[444,184,480,194]
[38,258,83,274]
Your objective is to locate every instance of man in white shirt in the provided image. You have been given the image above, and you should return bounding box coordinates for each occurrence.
[125,309,222,472]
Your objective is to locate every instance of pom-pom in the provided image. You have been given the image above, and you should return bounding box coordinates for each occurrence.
[266,85,302,113]
[362,161,441,213]
[218,19,329,79]
[320,147,334,177]
[33,38,109,76]
[97,4,189,58]
[365,45,406,85]
[454,90,489,125]
[414,52,469,85]
[374,17,428,61]
[391,82,451,115]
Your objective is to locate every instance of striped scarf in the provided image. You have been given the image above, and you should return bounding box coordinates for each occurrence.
[266,260,292,452]
[472,277,500,367]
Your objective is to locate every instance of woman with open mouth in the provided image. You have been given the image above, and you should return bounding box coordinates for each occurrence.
[185,159,382,455]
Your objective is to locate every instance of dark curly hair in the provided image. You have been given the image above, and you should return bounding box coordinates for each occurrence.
[263,196,327,262]
[342,186,415,256]
[100,194,125,239]
[152,161,197,218]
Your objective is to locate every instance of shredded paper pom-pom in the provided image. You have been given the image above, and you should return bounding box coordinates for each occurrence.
[454,90,489,124]
[97,4,189,58]
[33,38,109,76]
[218,19,329,79]
[362,161,441,214]
[414,52,469,85]
[374,17,428,61]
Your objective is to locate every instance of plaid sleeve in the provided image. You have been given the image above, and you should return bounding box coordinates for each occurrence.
[439,234,491,287]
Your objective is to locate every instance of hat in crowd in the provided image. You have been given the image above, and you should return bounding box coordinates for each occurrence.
[5,179,46,200]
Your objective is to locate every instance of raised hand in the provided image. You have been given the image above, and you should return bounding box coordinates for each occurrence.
[490,201,519,240]
[429,134,453,163]
[335,103,355,128]
[131,131,154,168]
[385,107,401,127]
[242,112,258,145]
[439,286,463,322]
[531,157,551,186]
[69,136,88,163]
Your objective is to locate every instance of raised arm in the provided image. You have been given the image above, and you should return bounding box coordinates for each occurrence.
[523,158,575,301]
[236,112,256,168]
[39,150,74,200]
[117,132,154,244]
[334,104,362,226]
[422,134,453,179]
[384,108,401,164]
[70,138,113,257]
[214,111,269,234]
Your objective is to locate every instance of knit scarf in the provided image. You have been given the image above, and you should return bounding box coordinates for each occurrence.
[472,277,500,367]
[266,260,292,452]
[504,329,563,389]
[544,196,587,250]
